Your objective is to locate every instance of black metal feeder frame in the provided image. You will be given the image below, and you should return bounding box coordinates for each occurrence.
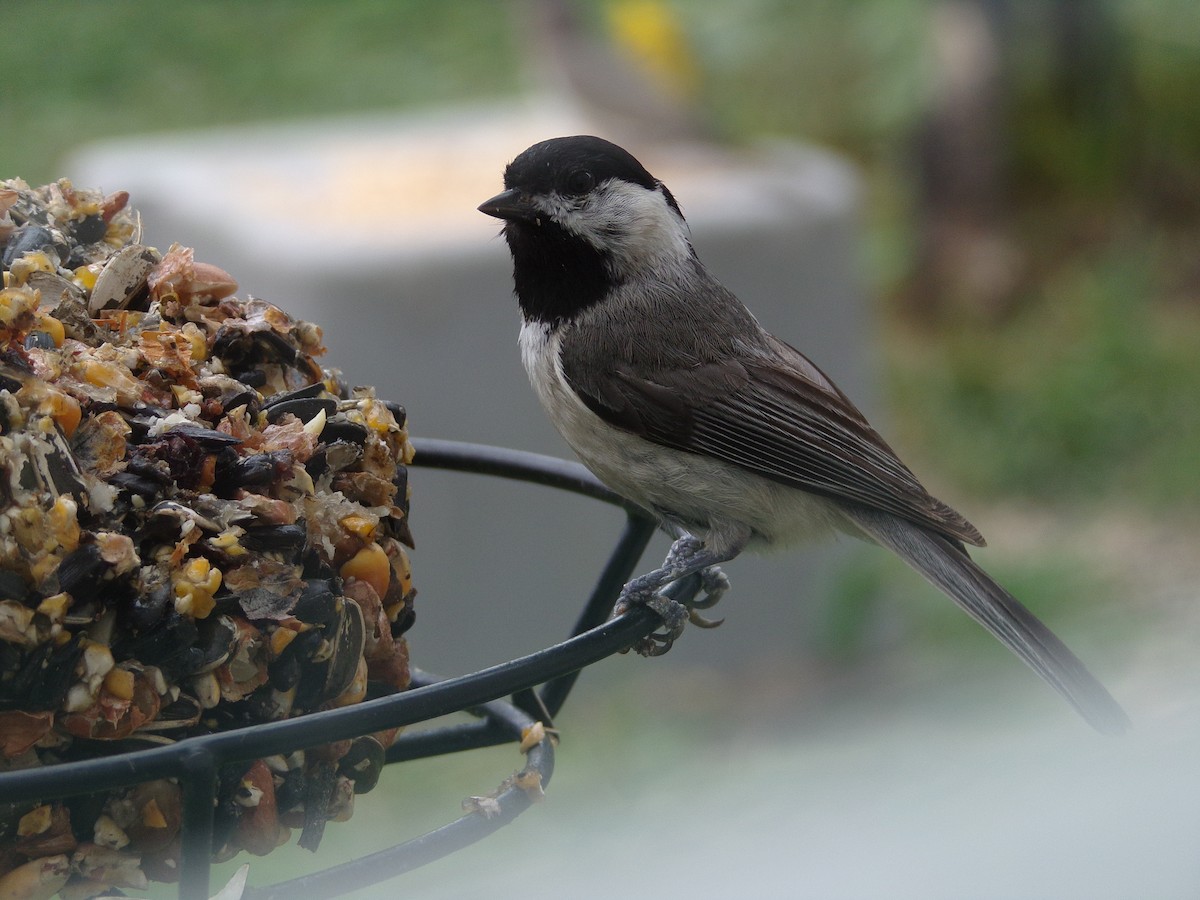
[0,438,670,900]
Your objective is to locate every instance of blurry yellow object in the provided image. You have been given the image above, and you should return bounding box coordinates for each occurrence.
[605,0,699,99]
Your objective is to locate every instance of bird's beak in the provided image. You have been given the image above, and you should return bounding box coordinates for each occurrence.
[478,189,539,223]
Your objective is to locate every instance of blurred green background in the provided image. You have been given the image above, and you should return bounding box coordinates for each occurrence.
[4,0,1199,896]
[5,0,1197,506]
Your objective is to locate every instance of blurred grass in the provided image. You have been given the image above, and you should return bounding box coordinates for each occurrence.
[0,0,519,184]
[889,229,1200,504]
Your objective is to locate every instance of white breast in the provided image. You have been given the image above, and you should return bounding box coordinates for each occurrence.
[519,318,672,500]
[519,320,622,477]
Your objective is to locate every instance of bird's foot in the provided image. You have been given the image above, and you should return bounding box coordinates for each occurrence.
[681,565,729,628]
[613,563,730,656]
[612,532,738,656]
[613,588,690,657]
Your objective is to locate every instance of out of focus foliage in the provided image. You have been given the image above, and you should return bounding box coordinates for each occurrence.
[3,0,1196,505]
[685,0,1200,505]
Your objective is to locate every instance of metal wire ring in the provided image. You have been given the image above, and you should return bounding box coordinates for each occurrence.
[0,438,663,899]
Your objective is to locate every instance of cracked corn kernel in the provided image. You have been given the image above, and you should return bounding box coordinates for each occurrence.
[36,592,71,622]
[0,286,38,330]
[8,251,56,284]
[73,262,102,292]
[339,543,389,599]
[80,640,115,689]
[519,721,547,754]
[208,528,247,558]
[141,798,168,830]
[172,557,221,619]
[339,514,376,540]
[269,625,298,658]
[17,806,53,837]
[41,389,81,436]
[363,399,395,434]
[47,496,80,552]
[33,311,64,347]
[80,357,142,399]
[103,667,135,702]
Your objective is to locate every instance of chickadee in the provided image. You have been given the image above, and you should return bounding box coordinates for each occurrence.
[479,135,1128,734]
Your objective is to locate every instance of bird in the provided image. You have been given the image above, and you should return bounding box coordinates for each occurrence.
[478,134,1129,734]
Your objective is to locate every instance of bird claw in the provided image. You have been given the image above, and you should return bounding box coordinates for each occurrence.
[613,563,730,656]
[688,608,724,629]
[681,566,727,628]
[614,588,689,656]
[692,565,730,610]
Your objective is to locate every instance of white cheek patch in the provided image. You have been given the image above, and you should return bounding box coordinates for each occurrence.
[538,182,692,276]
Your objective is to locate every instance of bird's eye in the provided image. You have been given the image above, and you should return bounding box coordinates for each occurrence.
[565,170,596,195]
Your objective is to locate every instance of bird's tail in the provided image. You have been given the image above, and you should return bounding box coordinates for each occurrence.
[841,506,1130,735]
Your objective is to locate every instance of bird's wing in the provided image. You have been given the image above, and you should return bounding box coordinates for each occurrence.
[563,341,985,547]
